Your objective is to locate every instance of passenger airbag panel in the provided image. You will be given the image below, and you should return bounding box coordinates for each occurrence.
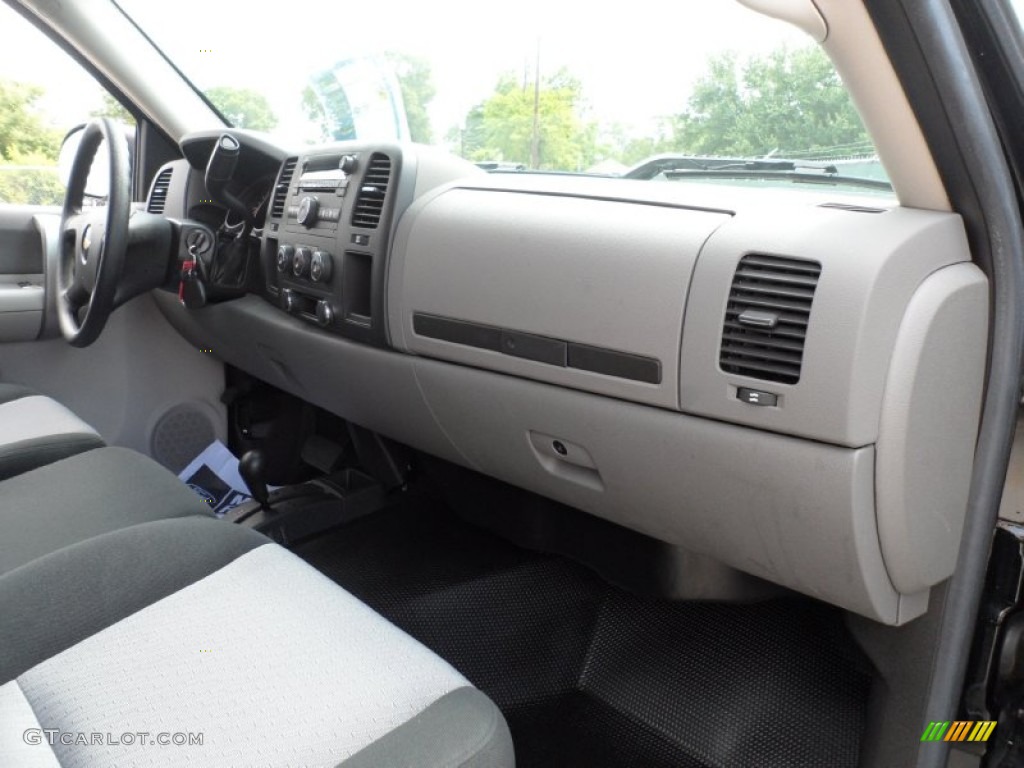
[390,188,728,409]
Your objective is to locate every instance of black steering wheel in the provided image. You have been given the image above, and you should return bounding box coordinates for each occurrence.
[58,118,132,347]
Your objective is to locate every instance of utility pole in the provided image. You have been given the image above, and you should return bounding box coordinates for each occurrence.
[530,37,541,170]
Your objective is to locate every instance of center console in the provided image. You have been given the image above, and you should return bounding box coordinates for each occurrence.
[262,144,404,346]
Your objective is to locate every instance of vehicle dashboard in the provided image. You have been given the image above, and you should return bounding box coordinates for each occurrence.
[149,130,988,626]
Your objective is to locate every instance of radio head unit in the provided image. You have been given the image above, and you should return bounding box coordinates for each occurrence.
[296,153,358,192]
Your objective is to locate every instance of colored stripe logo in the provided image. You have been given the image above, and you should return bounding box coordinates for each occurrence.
[921,721,997,742]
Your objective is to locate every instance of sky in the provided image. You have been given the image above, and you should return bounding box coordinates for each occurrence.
[1,0,811,146]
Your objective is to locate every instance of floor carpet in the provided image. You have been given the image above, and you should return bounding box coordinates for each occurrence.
[295,498,873,767]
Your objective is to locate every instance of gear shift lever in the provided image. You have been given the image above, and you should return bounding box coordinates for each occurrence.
[239,450,270,510]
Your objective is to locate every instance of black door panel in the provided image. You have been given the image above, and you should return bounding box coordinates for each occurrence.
[0,206,49,341]
[0,206,46,275]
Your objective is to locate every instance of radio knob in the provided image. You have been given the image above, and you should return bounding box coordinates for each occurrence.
[339,154,357,174]
[310,250,333,282]
[293,247,312,277]
[281,288,298,313]
[296,196,320,228]
[276,245,294,273]
[315,300,334,327]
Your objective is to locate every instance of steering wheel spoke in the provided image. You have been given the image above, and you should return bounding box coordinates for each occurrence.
[61,210,87,236]
[62,283,89,312]
[77,258,97,293]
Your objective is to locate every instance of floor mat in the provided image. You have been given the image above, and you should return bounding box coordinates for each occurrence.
[295,498,873,768]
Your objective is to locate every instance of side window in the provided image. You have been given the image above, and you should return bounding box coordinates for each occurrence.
[0,3,135,206]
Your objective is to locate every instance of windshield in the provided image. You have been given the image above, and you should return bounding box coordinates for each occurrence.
[113,0,890,193]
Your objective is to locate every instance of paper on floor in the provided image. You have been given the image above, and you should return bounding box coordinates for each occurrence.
[178,440,253,517]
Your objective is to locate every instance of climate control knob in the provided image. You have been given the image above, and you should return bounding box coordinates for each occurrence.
[315,300,334,328]
[276,245,294,273]
[293,247,312,278]
[296,196,320,228]
[310,250,333,282]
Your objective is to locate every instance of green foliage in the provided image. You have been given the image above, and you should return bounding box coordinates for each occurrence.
[0,78,63,205]
[91,93,134,124]
[0,165,63,206]
[455,68,596,171]
[0,78,62,163]
[672,46,871,159]
[449,46,868,172]
[597,122,675,167]
[205,86,278,131]
[386,53,436,144]
[301,84,332,143]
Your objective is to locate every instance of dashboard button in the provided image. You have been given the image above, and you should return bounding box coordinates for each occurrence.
[276,245,294,273]
[310,250,333,282]
[316,300,334,327]
[736,387,778,407]
[293,247,312,278]
[281,288,298,313]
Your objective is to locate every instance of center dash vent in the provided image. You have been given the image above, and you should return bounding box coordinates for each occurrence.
[719,254,821,385]
[147,167,173,214]
[271,157,297,219]
[351,153,392,229]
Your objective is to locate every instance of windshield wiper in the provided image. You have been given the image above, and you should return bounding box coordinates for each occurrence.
[660,168,892,191]
[626,155,839,178]
[623,154,891,191]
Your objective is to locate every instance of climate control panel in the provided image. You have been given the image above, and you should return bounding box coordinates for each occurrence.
[280,288,335,328]
[277,244,333,284]
[270,235,348,335]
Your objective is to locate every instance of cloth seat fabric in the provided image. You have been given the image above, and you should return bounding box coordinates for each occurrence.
[0,516,514,767]
[0,446,212,576]
[0,383,105,482]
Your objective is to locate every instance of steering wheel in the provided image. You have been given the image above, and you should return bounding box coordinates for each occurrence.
[57,118,132,347]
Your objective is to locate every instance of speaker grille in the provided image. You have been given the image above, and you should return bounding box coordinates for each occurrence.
[151,404,217,473]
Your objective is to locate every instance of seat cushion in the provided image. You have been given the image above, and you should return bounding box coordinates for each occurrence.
[0,383,104,482]
[0,446,211,576]
[0,516,513,767]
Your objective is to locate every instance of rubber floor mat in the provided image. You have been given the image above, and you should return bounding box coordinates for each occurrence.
[295,499,873,767]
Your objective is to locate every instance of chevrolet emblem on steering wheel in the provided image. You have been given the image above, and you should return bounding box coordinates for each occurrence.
[81,224,92,261]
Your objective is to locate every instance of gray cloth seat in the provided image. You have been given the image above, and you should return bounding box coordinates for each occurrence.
[0,445,211,576]
[0,516,514,767]
[0,383,105,481]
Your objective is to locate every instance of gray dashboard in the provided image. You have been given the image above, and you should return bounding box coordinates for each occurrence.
[152,137,988,625]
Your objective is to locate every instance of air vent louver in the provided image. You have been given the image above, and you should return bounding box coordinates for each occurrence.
[719,254,821,385]
[147,167,173,213]
[351,153,392,229]
[271,157,297,219]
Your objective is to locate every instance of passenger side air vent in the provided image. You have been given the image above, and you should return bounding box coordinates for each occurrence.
[271,157,297,219]
[719,254,821,385]
[351,153,391,229]
[147,167,173,214]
